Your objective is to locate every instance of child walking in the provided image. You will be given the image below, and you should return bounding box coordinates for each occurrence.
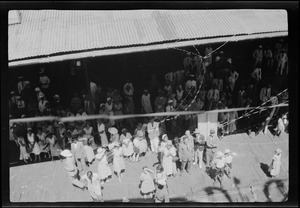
[140,166,155,200]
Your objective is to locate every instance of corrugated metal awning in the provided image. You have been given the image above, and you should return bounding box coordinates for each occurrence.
[8,10,288,67]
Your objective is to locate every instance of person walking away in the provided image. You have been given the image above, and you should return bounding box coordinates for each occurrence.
[71,137,87,172]
[147,117,160,154]
[193,128,205,169]
[112,143,125,183]
[205,129,218,167]
[95,147,112,184]
[140,166,155,199]
[154,180,170,203]
[60,150,85,189]
[268,148,282,178]
[223,149,236,179]
[81,171,104,202]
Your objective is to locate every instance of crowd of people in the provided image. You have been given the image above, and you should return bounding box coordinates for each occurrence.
[9,39,289,202]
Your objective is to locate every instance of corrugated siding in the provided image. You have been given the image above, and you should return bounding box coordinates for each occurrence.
[8,9,288,61]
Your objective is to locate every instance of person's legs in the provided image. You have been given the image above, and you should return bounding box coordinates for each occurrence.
[186,160,192,174]
[150,139,154,152]
[199,150,203,168]
[193,150,199,165]
[181,161,187,174]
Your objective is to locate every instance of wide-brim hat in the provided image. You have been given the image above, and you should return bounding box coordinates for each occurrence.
[225,149,231,154]
[21,114,26,118]
[275,148,282,154]
[108,127,118,135]
[216,151,224,158]
[107,97,112,101]
[157,179,166,186]
[60,149,73,157]
[210,129,216,134]
[114,142,120,148]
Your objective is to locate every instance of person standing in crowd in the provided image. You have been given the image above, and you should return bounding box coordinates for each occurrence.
[123,80,135,113]
[97,119,108,148]
[161,140,177,177]
[154,179,170,203]
[268,148,282,178]
[147,117,160,154]
[105,97,115,127]
[264,45,273,69]
[113,98,123,130]
[27,128,41,162]
[178,136,193,175]
[81,171,104,202]
[138,130,148,159]
[212,151,226,188]
[39,70,51,95]
[228,105,238,134]
[133,131,141,162]
[207,84,220,110]
[108,127,119,144]
[95,147,112,185]
[141,89,153,113]
[17,135,31,163]
[176,85,184,102]
[17,76,26,95]
[15,96,26,117]
[60,149,85,190]
[112,143,125,183]
[120,128,134,162]
[205,45,213,65]
[154,90,167,112]
[83,95,96,115]
[71,93,82,115]
[185,130,195,164]
[193,128,206,169]
[90,81,98,103]
[36,127,50,159]
[223,149,236,179]
[140,166,155,200]
[251,64,262,83]
[183,52,193,72]
[252,45,263,69]
[71,137,87,172]
[228,70,239,93]
[274,113,287,136]
[163,82,173,98]
[259,84,269,104]
[276,49,288,76]
[154,164,167,186]
[83,140,95,167]
[205,129,218,167]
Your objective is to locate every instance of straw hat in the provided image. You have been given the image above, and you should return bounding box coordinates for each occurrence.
[225,149,231,154]
[275,148,282,154]
[137,130,143,137]
[60,149,73,157]
[157,179,166,186]
[108,127,118,135]
[216,151,224,158]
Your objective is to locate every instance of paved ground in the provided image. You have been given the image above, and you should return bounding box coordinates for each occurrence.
[10,130,288,203]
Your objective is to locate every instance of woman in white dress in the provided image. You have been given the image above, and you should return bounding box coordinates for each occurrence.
[112,143,125,183]
[120,128,134,161]
[97,119,108,147]
[81,171,104,202]
[95,147,112,184]
[36,127,50,159]
[268,148,282,178]
[17,136,30,163]
[83,139,95,166]
[46,132,61,160]
[27,128,41,162]
[161,140,177,177]
[83,121,97,150]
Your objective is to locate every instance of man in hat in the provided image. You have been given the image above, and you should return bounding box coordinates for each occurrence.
[147,117,160,154]
[154,90,167,112]
[17,76,26,95]
[193,128,206,169]
[252,45,263,69]
[71,136,87,172]
[154,179,170,203]
[205,129,218,167]
[105,97,115,127]
[223,149,236,179]
[60,149,85,189]
[268,148,282,178]
[178,135,193,175]
[38,94,49,114]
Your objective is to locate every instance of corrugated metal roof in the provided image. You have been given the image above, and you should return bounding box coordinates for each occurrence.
[8,10,288,61]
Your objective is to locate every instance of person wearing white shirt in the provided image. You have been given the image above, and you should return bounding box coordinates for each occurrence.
[81,171,103,202]
[39,71,50,90]
[147,117,160,153]
[207,86,220,110]
[141,89,153,113]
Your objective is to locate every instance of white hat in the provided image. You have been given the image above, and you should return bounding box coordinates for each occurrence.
[38,93,45,99]
[97,147,105,154]
[53,94,60,99]
[108,127,118,135]
[166,140,172,146]
[215,56,220,61]
[137,130,143,137]
[225,149,231,154]
[216,151,224,158]
[157,179,166,186]
[34,87,41,92]
[100,103,105,108]
[168,100,174,104]
[60,149,73,157]
[275,148,282,154]
[107,97,112,101]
